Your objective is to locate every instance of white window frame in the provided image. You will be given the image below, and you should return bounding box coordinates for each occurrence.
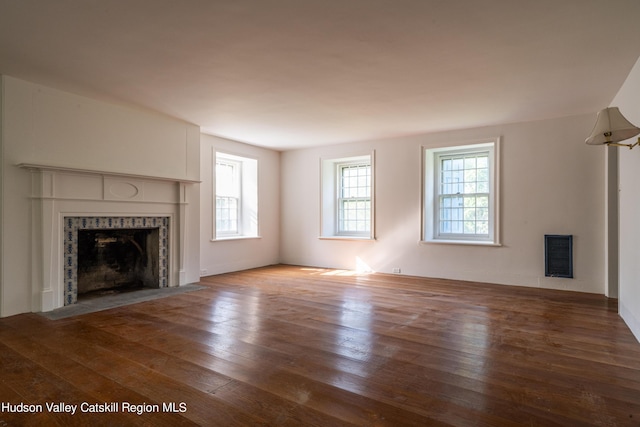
[321,152,375,240]
[422,139,500,246]
[214,151,259,240]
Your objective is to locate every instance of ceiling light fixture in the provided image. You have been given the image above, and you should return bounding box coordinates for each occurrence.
[585,107,640,149]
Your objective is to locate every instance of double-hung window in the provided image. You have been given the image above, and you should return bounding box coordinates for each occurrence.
[214,152,258,239]
[337,162,371,235]
[321,153,375,239]
[215,158,241,235]
[423,140,500,245]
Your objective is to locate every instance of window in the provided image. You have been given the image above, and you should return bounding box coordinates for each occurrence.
[214,152,258,239]
[338,162,371,235]
[321,153,375,239]
[437,151,489,236]
[423,140,500,245]
[216,158,240,235]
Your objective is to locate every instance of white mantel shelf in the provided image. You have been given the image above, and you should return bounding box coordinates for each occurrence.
[17,163,201,184]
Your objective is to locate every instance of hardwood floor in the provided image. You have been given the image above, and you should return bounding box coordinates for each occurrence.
[1,264,640,426]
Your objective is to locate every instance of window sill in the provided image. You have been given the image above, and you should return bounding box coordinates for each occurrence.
[211,235,262,242]
[319,236,376,242]
[420,239,501,247]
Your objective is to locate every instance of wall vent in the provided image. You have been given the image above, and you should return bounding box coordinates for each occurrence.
[544,235,573,278]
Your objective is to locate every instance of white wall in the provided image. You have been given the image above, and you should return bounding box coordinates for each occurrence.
[612,56,640,341]
[200,134,280,275]
[281,114,605,294]
[0,76,201,317]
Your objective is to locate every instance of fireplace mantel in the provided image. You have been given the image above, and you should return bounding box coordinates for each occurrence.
[18,163,200,184]
[21,163,198,312]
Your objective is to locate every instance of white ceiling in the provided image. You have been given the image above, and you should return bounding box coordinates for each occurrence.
[1,0,639,150]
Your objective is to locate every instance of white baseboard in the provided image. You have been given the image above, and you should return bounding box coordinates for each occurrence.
[620,301,640,344]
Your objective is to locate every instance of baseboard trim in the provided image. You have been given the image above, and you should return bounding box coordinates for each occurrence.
[620,301,640,344]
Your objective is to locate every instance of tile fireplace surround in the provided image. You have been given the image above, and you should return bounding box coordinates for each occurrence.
[64,215,169,305]
[21,164,197,312]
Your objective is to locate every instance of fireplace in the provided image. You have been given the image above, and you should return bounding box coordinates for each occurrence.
[64,216,169,305]
[20,163,196,313]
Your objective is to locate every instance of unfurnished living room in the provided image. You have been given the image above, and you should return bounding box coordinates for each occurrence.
[1,1,640,425]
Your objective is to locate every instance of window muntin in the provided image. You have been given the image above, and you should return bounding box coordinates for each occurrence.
[337,162,371,235]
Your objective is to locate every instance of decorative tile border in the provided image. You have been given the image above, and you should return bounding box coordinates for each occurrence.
[63,216,169,306]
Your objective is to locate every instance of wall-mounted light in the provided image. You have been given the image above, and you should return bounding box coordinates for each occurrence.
[585,107,640,149]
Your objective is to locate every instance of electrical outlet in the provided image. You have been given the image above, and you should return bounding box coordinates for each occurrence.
[392,267,401,274]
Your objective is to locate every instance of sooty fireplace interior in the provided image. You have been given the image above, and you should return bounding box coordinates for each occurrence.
[78,228,160,297]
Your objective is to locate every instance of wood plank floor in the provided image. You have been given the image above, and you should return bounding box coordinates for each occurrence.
[1,264,640,426]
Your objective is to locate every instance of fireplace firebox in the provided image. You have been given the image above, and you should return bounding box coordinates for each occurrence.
[64,216,169,305]
[77,228,160,297]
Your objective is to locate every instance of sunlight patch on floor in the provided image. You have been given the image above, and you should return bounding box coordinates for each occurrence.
[299,258,374,276]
